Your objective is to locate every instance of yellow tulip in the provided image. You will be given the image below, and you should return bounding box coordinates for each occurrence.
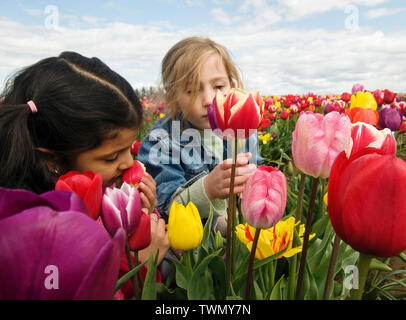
[168,201,203,251]
[350,91,377,110]
[235,217,315,260]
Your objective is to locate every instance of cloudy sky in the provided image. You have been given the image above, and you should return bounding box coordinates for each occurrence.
[1,0,405,95]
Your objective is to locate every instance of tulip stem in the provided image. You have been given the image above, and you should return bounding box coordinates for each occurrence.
[350,253,373,300]
[269,259,276,292]
[296,176,319,300]
[323,234,341,300]
[125,239,140,300]
[183,250,193,278]
[319,178,326,217]
[245,228,261,300]
[287,173,306,300]
[226,138,238,292]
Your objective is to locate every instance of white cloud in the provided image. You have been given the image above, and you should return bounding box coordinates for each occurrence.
[278,0,389,20]
[1,1,406,96]
[366,7,406,18]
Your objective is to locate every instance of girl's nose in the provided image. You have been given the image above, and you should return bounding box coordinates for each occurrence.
[118,150,134,171]
[202,87,215,107]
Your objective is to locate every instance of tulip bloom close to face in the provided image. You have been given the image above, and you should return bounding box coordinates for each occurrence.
[0,187,125,299]
[55,170,103,220]
[235,217,315,260]
[168,201,203,251]
[241,165,287,229]
[208,88,264,139]
[101,182,142,237]
[328,149,406,257]
[122,160,146,188]
[292,111,352,178]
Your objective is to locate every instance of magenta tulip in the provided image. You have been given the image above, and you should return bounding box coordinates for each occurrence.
[0,187,125,299]
[241,165,287,229]
[101,182,142,237]
[292,111,352,178]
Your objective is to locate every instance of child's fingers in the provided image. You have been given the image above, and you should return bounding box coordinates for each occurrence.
[140,193,152,213]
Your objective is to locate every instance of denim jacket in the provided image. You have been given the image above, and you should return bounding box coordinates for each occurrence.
[137,114,264,221]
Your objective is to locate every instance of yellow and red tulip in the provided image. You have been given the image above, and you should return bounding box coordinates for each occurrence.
[235,217,315,260]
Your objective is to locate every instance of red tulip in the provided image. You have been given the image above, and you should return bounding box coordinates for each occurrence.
[210,88,264,139]
[341,92,351,103]
[128,211,151,251]
[328,148,406,257]
[130,141,142,156]
[280,110,289,120]
[55,170,103,220]
[383,89,396,104]
[122,160,146,188]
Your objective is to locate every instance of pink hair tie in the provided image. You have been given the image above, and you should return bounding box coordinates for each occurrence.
[27,100,38,113]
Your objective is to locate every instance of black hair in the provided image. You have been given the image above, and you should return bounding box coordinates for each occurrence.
[0,51,143,193]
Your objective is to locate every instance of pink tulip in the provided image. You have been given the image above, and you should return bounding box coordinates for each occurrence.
[349,122,396,157]
[351,83,364,95]
[292,111,352,178]
[241,165,287,229]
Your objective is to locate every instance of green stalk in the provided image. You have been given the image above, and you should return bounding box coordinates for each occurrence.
[125,238,140,299]
[245,228,261,300]
[319,178,326,217]
[296,176,319,300]
[287,173,306,300]
[269,259,276,292]
[350,253,373,300]
[183,249,193,278]
[226,137,238,292]
[323,234,341,299]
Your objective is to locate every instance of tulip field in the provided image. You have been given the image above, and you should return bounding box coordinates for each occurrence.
[1,84,405,301]
[134,85,406,300]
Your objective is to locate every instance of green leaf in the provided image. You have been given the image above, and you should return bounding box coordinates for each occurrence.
[115,259,148,292]
[209,255,227,300]
[141,250,159,300]
[370,258,392,272]
[187,249,222,300]
[269,275,285,300]
[166,257,191,290]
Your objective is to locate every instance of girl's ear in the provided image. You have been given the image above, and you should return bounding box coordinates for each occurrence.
[37,147,63,175]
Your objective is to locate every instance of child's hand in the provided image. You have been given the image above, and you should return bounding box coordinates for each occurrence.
[204,152,257,201]
[138,212,170,266]
[139,172,157,214]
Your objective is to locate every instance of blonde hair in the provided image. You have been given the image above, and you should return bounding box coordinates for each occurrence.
[161,36,243,119]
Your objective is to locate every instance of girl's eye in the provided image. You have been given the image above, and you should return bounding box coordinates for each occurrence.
[105,154,118,162]
[215,85,224,90]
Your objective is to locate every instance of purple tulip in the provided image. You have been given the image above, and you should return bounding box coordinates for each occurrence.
[379,107,403,131]
[0,188,125,299]
[101,182,142,237]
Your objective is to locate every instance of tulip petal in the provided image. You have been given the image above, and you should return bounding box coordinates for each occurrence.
[0,208,118,299]
[74,228,125,299]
